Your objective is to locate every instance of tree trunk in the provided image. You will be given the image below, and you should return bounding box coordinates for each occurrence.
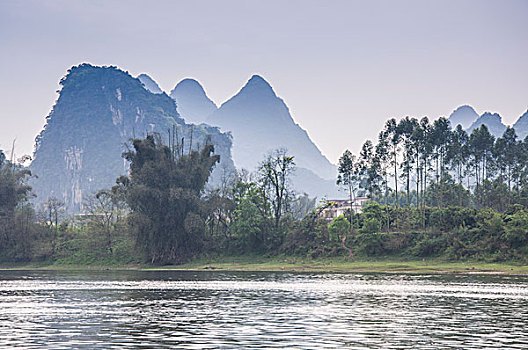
[394,150,398,207]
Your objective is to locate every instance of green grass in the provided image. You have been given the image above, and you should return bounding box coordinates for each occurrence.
[1,255,527,274]
[141,255,528,274]
[0,261,143,271]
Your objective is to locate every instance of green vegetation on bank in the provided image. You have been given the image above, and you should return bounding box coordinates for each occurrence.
[2,256,528,275]
[2,115,528,270]
[161,256,528,274]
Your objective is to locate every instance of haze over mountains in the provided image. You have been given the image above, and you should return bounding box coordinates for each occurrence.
[29,64,342,212]
[169,74,340,198]
[169,75,336,175]
[137,74,163,94]
[29,63,526,213]
[206,75,336,179]
[448,105,528,139]
[513,110,528,140]
[31,64,234,211]
[466,112,507,137]
[170,79,217,125]
[448,105,479,130]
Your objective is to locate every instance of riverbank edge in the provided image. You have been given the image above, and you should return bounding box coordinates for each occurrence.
[1,257,528,274]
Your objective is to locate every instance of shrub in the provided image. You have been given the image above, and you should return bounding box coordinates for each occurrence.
[361,218,381,233]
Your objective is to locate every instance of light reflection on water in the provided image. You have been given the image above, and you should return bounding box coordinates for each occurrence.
[0,271,527,349]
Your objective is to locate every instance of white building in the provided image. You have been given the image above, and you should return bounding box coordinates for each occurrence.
[321,197,369,220]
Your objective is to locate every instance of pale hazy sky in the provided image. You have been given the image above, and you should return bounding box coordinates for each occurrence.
[1,0,527,163]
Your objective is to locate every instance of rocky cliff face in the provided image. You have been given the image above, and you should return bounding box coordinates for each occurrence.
[206,75,336,181]
[170,78,218,124]
[31,64,234,211]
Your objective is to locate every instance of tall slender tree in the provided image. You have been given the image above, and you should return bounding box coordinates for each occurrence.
[380,119,401,206]
[430,117,451,208]
[469,125,495,207]
[337,150,360,235]
[447,124,469,206]
[398,117,418,206]
[494,127,518,195]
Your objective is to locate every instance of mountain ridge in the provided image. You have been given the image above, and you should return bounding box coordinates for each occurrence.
[448,105,479,129]
[31,64,234,211]
[467,111,507,137]
[513,109,528,140]
[206,74,336,180]
[137,73,163,94]
[170,78,217,124]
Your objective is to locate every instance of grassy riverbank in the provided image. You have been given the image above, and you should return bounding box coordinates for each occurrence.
[157,256,528,274]
[2,256,528,274]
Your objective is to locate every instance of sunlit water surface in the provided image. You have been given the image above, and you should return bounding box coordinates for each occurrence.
[1,270,528,349]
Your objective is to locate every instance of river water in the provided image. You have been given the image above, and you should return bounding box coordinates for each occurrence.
[0,270,527,349]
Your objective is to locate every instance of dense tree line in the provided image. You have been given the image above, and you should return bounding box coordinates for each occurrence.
[0,150,42,261]
[0,136,307,264]
[2,122,528,265]
[339,117,528,213]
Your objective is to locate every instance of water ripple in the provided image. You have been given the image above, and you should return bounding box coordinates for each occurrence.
[0,271,527,349]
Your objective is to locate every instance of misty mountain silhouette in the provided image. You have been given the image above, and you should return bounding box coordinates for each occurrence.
[467,112,507,137]
[170,78,218,125]
[448,105,479,129]
[31,64,234,211]
[206,75,337,181]
[137,73,163,94]
[513,110,528,140]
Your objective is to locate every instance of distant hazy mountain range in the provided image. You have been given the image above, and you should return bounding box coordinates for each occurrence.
[26,64,528,211]
[165,73,339,198]
[30,65,341,212]
[448,105,528,139]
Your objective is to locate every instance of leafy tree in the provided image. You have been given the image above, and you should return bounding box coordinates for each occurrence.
[84,189,127,254]
[119,134,219,264]
[430,117,451,207]
[469,125,495,207]
[337,149,361,234]
[230,179,271,252]
[42,196,65,257]
[503,209,528,248]
[426,175,470,207]
[374,138,390,197]
[328,215,350,242]
[361,217,382,234]
[447,124,469,206]
[397,117,419,206]
[0,150,33,256]
[494,127,518,202]
[417,117,432,210]
[380,118,401,206]
[258,148,295,231]
[359,140,382,197]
